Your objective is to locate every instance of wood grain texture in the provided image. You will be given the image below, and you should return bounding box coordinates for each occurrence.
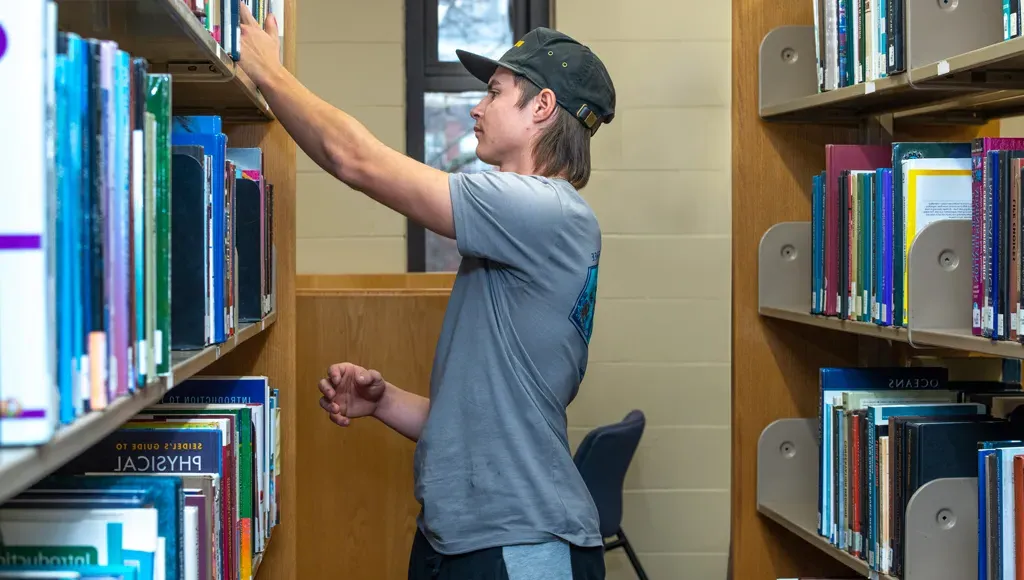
[730,2,999,578]
[294,291,451,580]
[200,0,298,577]
[296,273,457,290]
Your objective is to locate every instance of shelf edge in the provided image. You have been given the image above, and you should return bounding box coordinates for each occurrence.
[0,311,277,504]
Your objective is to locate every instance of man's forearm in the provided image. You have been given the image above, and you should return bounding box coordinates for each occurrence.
[372,382,430,442]
[256,66,372,188]
[254,65,456,238]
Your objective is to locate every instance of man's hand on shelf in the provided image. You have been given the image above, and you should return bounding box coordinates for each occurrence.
[237,2,283,89]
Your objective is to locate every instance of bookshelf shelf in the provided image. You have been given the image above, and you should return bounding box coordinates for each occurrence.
[757,219,1024,359]
[0,312,276,505]
[757,419,979,580]
[759,17,1024,124]
[171,311,278,383]
[55,0,273,121]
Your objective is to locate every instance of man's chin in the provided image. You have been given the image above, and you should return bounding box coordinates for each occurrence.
[475,144,499,167]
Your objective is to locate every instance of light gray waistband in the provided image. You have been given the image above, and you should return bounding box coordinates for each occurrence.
[501,541,573,580]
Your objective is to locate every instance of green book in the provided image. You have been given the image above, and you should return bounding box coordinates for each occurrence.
[860,171,873,323]
[145,73,172,376]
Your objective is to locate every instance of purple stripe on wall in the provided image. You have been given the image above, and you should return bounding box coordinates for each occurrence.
[0,409,48,419]
[0,235,43,250]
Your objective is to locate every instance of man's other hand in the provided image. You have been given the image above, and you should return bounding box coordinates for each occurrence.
[319,362,388,427]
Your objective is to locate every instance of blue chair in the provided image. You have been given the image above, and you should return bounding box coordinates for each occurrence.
[573,409,649,580]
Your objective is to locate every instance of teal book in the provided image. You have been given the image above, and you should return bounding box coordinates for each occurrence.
[0,564,138,579]
[19,474,183,580]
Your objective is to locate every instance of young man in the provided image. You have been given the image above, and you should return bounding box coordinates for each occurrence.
[236,6,616,579]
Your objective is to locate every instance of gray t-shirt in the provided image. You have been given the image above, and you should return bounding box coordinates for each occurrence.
[413,170,603,555]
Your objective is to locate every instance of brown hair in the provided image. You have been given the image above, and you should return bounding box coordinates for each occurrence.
[513,74,592,189]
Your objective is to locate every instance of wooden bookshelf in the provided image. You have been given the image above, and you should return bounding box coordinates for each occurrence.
[23,1,298,579]
[732,1,1015,579]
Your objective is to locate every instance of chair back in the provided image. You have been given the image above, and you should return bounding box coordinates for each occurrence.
[573,410,646,538]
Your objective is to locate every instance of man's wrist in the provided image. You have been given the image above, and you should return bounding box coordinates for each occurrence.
[371,381,394,421]
[249,60,287,96]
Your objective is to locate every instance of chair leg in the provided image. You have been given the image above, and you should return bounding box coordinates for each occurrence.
[616,529,648,580]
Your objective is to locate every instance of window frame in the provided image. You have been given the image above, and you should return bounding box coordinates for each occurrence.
[405,0,551,272]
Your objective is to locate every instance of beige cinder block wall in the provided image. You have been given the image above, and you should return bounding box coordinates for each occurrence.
[554,1,732,578]
[295,0,733,578]
[295,0,407,274]
[1003,115,1024,136]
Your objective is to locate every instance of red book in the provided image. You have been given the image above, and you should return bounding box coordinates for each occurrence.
[824,145,892,316]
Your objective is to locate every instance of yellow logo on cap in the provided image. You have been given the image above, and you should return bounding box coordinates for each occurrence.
[514,40,524,47]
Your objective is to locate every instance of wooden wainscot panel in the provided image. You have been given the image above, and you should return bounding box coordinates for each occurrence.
[294,289,452,580]
[296,272,457,291]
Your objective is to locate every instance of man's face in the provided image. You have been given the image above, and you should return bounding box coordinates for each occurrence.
[470,68,535,167]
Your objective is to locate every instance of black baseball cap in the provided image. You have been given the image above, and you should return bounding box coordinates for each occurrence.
[456,27,616,134]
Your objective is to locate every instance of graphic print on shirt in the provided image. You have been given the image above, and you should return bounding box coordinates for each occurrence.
[569,260,600,346]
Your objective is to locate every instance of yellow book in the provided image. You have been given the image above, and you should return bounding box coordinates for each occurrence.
[901,158,972,326]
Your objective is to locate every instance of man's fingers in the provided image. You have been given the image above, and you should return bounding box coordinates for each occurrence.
[265,12,280,38]
[319,397,340,415]
[238,1,257,26]
[329,363,352,385]
[357,369,383,385]
[330,413,351,427]
[318,378,335,399]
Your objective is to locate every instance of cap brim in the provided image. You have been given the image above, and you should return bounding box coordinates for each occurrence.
[456,49,524,85]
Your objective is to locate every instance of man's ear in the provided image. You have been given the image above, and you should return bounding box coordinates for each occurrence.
[533,88,559,124]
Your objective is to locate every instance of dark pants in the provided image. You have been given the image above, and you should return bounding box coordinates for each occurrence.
[408,529,606,580]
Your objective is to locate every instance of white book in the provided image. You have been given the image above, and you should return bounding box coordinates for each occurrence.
[0,0,59,445]
[183,505,199,580]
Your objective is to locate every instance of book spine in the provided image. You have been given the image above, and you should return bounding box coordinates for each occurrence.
[974,139,985,335]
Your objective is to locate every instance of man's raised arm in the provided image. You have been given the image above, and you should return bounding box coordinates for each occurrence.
[236,4,455,239]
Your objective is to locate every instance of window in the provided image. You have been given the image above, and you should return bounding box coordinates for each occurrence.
[405,0,551,272]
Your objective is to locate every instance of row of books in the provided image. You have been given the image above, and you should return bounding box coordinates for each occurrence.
[817,364,1024,578]
[4,1,276,447]
[808,139,1024,340]
[811,0,907,91]
[0,375,281,580]
[181,0,282,63]
[810,0,1017,93]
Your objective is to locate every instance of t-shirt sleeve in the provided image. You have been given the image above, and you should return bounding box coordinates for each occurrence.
[449,171,564,268]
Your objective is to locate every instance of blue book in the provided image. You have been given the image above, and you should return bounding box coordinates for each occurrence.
[171,115,221,135]
[64,31,87,422]
[54,38,75,425]
[812,172,823,314]
[57,427,223,477]
[880,168,893,326]
[872,168,888,325]
[171,117,227,344]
